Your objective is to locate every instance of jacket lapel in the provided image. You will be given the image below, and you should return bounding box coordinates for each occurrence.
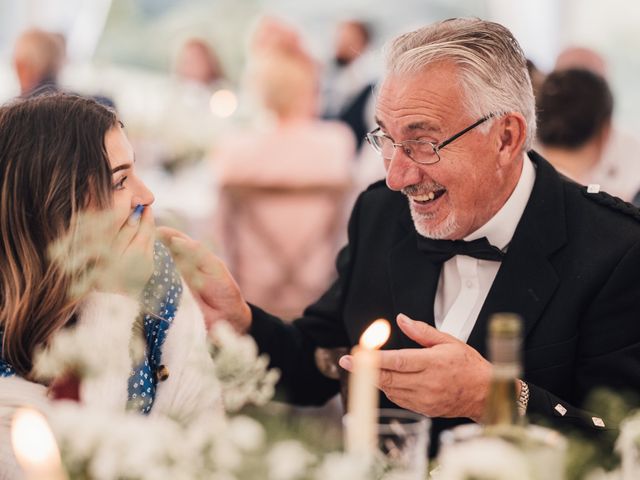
[467,152,567,356]
[388,210,442,349]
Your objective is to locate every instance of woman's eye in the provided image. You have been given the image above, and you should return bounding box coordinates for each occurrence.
[113,176,128,190]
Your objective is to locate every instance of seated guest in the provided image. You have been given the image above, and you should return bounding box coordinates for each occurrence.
[322,19,379,150]
[13,28,114,108]
[537,68,613,187]
[12,28,65,97]
[553,47,640,202]
[0,94,220,475]
[214,17,355,320]
[164,18,640,454]
[175,37,225,88]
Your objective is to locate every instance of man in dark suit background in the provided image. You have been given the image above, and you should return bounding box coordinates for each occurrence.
[161,18,640,450]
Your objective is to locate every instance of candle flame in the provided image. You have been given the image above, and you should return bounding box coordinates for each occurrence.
[11,408,63,471]
[359,318,391,350]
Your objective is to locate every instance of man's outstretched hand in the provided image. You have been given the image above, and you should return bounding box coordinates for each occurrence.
[157,226,252,333]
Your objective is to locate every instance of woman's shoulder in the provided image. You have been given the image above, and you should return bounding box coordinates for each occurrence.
[0,376,48,409]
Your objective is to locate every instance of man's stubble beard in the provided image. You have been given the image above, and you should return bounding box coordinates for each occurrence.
[408,200,460,240]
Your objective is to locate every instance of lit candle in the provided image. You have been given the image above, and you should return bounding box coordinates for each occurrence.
[11,408,67,480]
[346,318,391,458]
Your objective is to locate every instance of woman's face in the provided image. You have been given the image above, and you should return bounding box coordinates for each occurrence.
[105,124,154,227]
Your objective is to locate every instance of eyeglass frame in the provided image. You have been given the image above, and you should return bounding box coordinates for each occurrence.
[365,112,498,165]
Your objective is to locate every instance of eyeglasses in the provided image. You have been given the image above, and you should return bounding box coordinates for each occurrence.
[365,113,497,165]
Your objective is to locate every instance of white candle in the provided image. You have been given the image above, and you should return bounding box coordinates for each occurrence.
[11,408,67,480]
[346,318,391,458]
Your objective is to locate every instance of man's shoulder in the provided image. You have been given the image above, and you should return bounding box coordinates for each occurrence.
[363,178,388,193]
[565,180,640,229]
[559,180,640,251]
[529,151,640,238]
[358,180,406,211]
[361,179,401,199]
[347,180,410,236]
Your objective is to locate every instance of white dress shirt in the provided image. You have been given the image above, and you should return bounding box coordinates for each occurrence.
[434,158,536,342]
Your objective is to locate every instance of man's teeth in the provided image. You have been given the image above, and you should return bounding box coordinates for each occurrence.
[413,191,437,201]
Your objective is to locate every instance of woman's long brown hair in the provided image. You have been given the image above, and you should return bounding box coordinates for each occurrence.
[0,94,117,378]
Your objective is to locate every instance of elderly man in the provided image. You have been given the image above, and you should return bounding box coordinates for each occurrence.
[162,18,640,449]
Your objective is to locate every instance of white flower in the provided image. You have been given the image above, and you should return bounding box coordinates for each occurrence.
[208,322,280,412]
[584,467,623,480]
[228,415,266,452]
[267,440,316,480]
[436,437,534,480]
[616,411,640,480]
[313,452,371,480]
[48,403,210,480]
[32,307,143,383]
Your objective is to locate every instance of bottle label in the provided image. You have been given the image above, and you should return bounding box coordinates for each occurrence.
[492,363,521,379]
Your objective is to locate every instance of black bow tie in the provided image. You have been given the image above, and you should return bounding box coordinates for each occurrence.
[416,235,505,264]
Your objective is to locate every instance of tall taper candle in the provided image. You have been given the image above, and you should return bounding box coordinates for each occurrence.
[346,318,391,457]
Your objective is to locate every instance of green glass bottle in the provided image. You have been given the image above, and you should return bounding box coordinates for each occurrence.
[483,313,523,426]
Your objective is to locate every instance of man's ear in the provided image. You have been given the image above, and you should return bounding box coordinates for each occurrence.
[496,112,527,165]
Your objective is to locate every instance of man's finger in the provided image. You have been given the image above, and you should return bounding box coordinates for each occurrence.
[112,208,145,255]
[378,349,426,373]
[128,206,155,250]
[378,369,418,391]
[397,313,457,347]
[157,226,192,245]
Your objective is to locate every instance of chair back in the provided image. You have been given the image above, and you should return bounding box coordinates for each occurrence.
[220,183,350,319]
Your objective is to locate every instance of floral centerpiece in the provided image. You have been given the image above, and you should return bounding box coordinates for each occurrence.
[19,312,377,480]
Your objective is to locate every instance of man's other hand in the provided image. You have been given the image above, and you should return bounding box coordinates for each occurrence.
[340,313,492,421]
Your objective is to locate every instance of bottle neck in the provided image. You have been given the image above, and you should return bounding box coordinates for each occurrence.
[483,337,522,426]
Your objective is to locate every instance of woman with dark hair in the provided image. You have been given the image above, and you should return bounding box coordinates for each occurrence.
[0,94,221,474]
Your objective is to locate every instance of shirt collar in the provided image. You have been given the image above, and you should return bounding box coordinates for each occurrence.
[465,155,536,250]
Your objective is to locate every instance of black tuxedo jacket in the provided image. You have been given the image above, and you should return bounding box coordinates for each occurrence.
[250,152,640,450]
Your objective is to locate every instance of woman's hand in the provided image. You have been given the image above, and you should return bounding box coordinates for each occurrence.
[49,205,156,299]
[105,204,155,296]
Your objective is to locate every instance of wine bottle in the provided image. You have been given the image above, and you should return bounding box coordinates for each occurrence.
[483,312,523,426]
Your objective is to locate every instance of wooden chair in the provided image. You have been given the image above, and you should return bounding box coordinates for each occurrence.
[219,184,350,319]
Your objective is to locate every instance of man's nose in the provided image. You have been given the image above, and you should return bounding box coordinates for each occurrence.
[385,149,423,192]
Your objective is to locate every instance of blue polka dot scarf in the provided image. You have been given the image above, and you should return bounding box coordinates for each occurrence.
[0,240,182,416]
[128,240,182,414]
[0,331,15,377]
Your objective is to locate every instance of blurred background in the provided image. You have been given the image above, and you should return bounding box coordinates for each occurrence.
[1,0,639,317]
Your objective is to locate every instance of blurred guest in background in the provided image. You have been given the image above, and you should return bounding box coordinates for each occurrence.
[537,69,613,187]
[13,27,114,107]
[13,28,65,97]
[175,37,225,88]
[322,19,379,150]
[526,58,546,106]
[553,46,640,202]
[214,17,355,320]
[555,46,608,77]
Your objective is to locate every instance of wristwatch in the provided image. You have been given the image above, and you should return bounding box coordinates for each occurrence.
[517,380,530,416]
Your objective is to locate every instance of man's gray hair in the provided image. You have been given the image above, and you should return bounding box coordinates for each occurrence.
[385,18,536,151]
